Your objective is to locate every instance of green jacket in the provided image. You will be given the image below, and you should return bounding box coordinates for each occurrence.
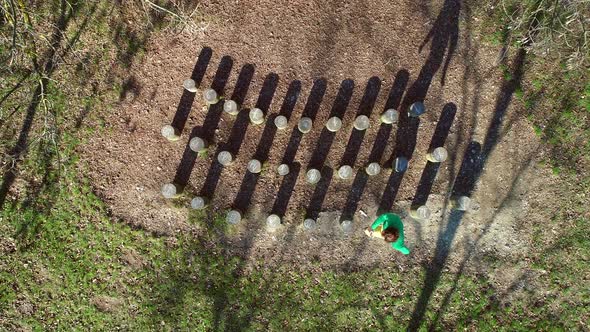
[371,213,410,255]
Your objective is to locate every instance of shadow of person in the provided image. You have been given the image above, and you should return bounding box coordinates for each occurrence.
[404,0,460,105]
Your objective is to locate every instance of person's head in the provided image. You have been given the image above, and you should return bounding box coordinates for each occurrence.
[381,227,399,243]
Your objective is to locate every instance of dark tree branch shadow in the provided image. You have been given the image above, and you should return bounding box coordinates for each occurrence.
[427,152,537,331]
[0,0,98,210]
[407,48,527,331]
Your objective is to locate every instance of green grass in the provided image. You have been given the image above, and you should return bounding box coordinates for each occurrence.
[508,21,590,332]
[1,117,581,330]
[1,162,577,330]
[1,126,585,330]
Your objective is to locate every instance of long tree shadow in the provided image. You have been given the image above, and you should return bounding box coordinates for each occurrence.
[403,0,460,106]
[172,55,234,190]
[378,0,460,217]
[407,142,480,331]
[407,48,527,331]
[427,152,537,331]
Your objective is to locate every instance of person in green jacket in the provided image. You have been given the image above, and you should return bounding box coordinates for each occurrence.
[364,213,410,255]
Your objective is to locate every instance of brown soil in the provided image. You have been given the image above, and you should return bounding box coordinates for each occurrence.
[91,296,123,313]
[84,0,560,279]
[120,247,146,269]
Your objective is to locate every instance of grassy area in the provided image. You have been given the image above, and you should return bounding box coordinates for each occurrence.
[479,1,590,328]
[0,157,578,330]
[1,0,589,330]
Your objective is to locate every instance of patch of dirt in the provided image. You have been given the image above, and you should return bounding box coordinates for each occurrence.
[120,247,145,269]
[91,295,123,313]
[15,300,34,316]
[33,265,51,284]
[83,0,560,291]
[0,236,16,254]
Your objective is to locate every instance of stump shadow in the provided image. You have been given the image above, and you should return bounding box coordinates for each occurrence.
[253,80,301,162]
[367,70,410,164]
[411,103,457,207]
[308,79,354,169]
[172,55,234,189]
[339,76,381,167]
[170,47,213,135]
[270,79,327,217]
[270,162,302,217]
[379,101,421,215]
[341,70,409,222]
[200,70,278,200]
[281,79,327,165]
[304,166,334,221]
[233,79,299,212]
[221,70,272,157]
[227,73,281,211]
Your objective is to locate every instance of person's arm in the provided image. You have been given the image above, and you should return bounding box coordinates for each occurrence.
[371,214,388,230]
[392,242,410,255]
